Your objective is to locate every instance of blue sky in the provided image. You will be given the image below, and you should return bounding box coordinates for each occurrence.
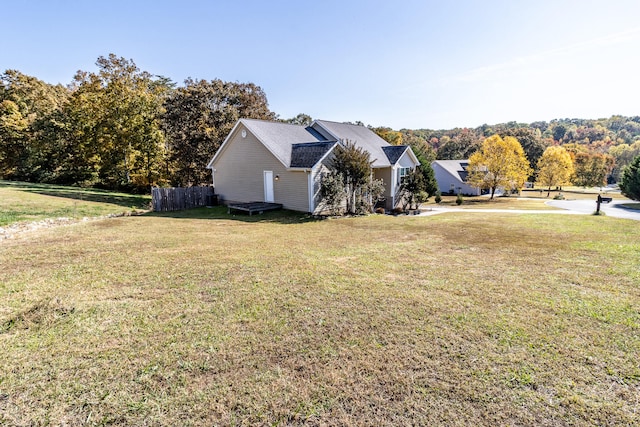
[4,0,640,129]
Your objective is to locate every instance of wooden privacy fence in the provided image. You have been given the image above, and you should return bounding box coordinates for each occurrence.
[151,186,216,212]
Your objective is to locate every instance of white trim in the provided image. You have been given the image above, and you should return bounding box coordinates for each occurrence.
[208,119,291,170]
[264,170,274,202]
[404,147,420,166]
[307,171,314,213]
[206,120,243,169]
[390,165,397,198]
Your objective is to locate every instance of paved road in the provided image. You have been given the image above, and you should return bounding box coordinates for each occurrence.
[418,199,640,221]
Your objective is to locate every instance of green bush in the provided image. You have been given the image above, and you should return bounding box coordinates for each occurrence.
[620,155,640,201]
[434,192,442,204]
[456,193,463,205]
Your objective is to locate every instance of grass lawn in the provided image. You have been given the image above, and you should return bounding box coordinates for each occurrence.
[1,207,638,425]
[0,180,150,226]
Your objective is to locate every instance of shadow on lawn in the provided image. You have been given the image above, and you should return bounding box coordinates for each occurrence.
[23,190,149,209]
[145,206,321,224]
[0,181,150,209]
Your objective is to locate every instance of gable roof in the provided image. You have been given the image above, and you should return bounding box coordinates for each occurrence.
[382,145,410,165]
[311,120,394,168]
[290,141,337,168]
[208,118,419,170]
[432,160,470,182]
[241,119,330,167]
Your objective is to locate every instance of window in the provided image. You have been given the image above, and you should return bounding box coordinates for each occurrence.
[398,167,410,184]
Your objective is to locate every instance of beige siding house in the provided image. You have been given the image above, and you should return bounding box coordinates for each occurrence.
[207,119,420,213]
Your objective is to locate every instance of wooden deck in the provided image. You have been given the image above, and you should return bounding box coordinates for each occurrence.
[227,202,283,216]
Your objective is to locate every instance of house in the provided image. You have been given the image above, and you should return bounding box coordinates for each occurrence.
[206,119,420,214]
[431,160,482,196]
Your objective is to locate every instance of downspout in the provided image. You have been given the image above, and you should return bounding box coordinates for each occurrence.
[307,169,314,214]
[390,165,397,208]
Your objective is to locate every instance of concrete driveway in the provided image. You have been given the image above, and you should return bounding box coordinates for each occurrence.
[546,199,640,221]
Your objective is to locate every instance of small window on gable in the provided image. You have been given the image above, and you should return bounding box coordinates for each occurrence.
[398,167,410,184]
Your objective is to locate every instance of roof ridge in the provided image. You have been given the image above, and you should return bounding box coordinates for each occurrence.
[315,119,365,126]
[240,118,305,128]
[292,140,337,147]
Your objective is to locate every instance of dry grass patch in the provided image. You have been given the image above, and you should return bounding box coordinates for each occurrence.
[0,208,638,425]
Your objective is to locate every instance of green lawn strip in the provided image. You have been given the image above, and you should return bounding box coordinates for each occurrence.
[0,213,638,425]
[0,180,150,226]
[620,203,640,210]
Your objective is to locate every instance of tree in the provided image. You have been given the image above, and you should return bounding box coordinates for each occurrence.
[61,55,169,190]
[500,127,547,177]
[619,155,640,201]
[162,78,274,186]
[609,141,640,182]
[536,146,574,196]
[467,134,532,199]
[398,168,426,210]
[319,171,345,215]
[372,127,403,145]
[284,113,313,126]
[0,70,69,181]
[0,100,28,177]
[572,151,615,188]
[436,129,482,160]
[324,140,383,214]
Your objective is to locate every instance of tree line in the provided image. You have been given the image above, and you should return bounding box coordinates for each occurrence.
[0,54,274,192]
[2,54,639,197]
[372,116,640,187]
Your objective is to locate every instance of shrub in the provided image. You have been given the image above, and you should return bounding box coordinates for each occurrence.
[553,193,565,200]
[416,190,429,205]
[456,194,463,205]
[620,155,640,201]
[392,207,404,215]
[435,192,442,204]
[375,207,385,214]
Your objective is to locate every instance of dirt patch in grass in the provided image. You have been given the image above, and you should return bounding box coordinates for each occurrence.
[0,212,638,425]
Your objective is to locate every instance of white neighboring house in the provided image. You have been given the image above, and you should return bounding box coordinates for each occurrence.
[206,119,420,213]
[431,160,482,196]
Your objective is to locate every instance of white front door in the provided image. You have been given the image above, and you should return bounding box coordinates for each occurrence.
[264,171,274,202]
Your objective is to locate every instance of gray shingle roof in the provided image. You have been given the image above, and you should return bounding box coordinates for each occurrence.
[382,146,409,165]
[216,118,417,169]
[432,160,470,181]
[311,120,394,167]
[290,141,337,168]
[240,119,329,167]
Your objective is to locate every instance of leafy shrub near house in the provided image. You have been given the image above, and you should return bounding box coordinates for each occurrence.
[435,192,442,204]
[319,141,383,215]
[456,193,463,205]
[319,172,345,215]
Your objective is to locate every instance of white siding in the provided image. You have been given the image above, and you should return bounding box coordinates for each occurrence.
[432,161,481,196]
